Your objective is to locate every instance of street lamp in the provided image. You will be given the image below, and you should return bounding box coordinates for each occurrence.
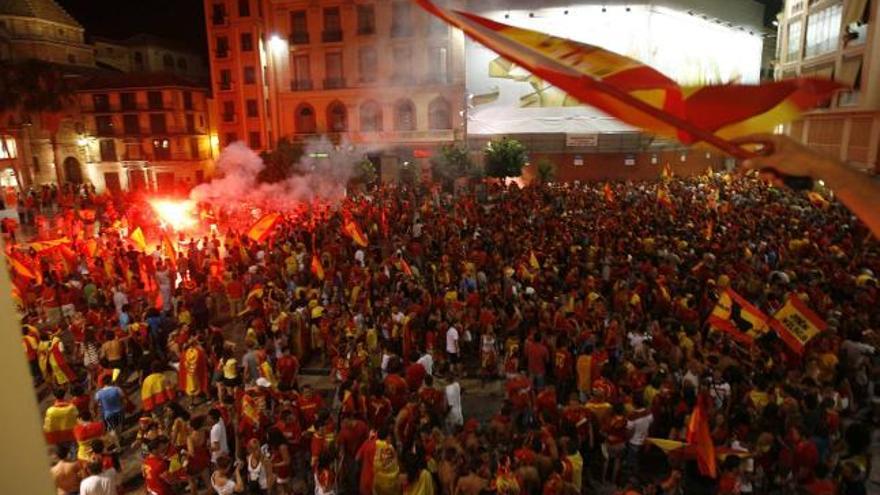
[268,34,287,56]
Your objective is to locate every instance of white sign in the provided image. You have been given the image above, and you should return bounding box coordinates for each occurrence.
[566,134,599,147]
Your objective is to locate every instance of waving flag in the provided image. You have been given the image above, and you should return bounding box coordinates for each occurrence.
[162,234,177,265]
[707,288,769,345]
[23,237,72,253]
[248,213,281,243]
[311,254,325,281]
[686,393,717,478]
[529,250,540,270]
[6,251,37,280]
[770,294,827,354]
[603,183,615,204]
[661,163,674,180]
[657,188,674,211]
[129,227,146,252]
[343,219,369,247]
[415,0,841,155]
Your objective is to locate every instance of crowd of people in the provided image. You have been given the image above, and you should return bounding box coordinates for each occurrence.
[7,156,880,495]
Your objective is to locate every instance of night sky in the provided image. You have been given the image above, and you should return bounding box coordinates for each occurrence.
[56,0,207,57]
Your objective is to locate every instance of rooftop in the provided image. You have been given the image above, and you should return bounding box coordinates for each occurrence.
[0,0,81,28]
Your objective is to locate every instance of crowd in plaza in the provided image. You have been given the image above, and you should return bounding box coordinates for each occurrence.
[7,165,880,495]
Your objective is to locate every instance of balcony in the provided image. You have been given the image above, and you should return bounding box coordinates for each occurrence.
[222,113,237,123]
[96,128,116,137]
[289,31,309,45]
[323,77,346,89]
[215,49,229,59]
[357,25,375,36]
[219,81,234,91]
[82,103,174,112]
[322,30,342,43]
[290,79,314,91]
[212,14,228,26]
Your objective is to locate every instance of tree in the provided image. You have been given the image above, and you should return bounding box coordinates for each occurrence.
[484,137,527,179]
[535,159,556,184]
[258,137,304,183]
[352,158,377,185]
[0,59,76,185]
[431,143,473,186]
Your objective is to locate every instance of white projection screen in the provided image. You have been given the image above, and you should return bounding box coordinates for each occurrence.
[465,4,764,136]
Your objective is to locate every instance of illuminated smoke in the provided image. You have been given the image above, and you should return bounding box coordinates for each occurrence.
[190,137,373,211]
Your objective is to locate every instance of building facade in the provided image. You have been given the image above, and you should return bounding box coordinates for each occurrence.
[776,0,880,172]
[204,0,466,180]
[94,34,209,83]
[75,73,216,193]
[0,0,94,67]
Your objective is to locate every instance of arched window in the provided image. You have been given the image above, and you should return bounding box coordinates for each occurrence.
[428,97,451,130]
[295,103,316,134]
[162,53,174,69]
[359,100,382,132]
[394,99,415,131]
[327,101,347,132]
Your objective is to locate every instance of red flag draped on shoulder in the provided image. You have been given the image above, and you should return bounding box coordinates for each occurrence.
[686,393,717,478]
[414,0,841,155]
[343,219,369,247]
[248,213,281,243]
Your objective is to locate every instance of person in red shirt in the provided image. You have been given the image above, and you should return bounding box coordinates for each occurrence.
[367,384,392,430]
[553,339,574,404]
[535,385,558,423]
[275,350,299,391]
[383,372,408,411]
[405,358,427,392]
[356,429,379,495]
[298,384,324,429]
[143,438,174,495]
[524,334,550,390]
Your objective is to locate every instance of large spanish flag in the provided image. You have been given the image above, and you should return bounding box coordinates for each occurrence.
[6,251,37,280]
[769,294,827,354]
[343,219,369,248]
[415,0,842,155]
[707,288,769,345]
[248,212,281,243]
[24,237,72,253]
[141,372,174,412]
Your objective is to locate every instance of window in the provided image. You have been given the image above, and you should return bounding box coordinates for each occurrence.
[92,94,110,112]
[185,114,196,133]
[327,101,347,131]
[394,99,415,131]
[149,114,167,134]
[189,137,201,159]
[248,131,261,149]
[246,99,258,117]
[292,55,311,90]
[163,53,174,69]
[123,114,140,135]
[427,46,448,83]
[358,46,377,83]
[357,4,375,35]
[323,7,342,42]
[240,32,253,51]
[805,4,842,57]
[0,136,17,159]
[133,51,144,67]
[118,92,135,111]
[99,139,116,161]
[786,20,802,61]
[244,66,256,84]
[147,91,163,109]
[428,97,451,129]
[391,2,412,37]
[225,133,238,146]
[360,100,382,132]
[290,11,308,44]
[219,69,232,90]
[392,46,412,83]
[238,0,250,17]
[212,3,227,25]
[222,101,235,122]
[216,36,229,57]
[296,104,316,133]
[183,91,193,111]
[324,52,344,88]
[152,138,171,160]
[96,116,114,136]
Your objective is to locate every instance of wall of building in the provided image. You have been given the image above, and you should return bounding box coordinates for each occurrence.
[518,149,727,183]
[0,16,94,66]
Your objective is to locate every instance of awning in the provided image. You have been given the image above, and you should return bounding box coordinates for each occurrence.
[837,57,862,89]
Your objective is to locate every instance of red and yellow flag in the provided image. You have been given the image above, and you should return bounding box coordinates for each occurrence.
[661,163,674,180]
[703,219,715,241]
[247,212,281,243]
[24,237,72,253]
[707,288,769,346]
[769,294,827,354]
[6,251,37,280]
[162,234,177,265]
[529,250,540,270]
[129,227,147,252]
[415,0,841,155]
[399,258,414,277]
[311,254,325,281]
[343,219,369,247]
[806,191,830,209]
[140,372,174,412]
[657,188,673,211]
[686,393,717,478]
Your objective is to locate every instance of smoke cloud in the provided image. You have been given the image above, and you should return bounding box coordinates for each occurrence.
[190,137,374,211]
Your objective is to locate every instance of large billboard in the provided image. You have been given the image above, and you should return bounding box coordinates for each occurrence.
[465,4,764,136]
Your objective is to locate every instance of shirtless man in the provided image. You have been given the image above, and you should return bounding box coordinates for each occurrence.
[454,458,488,495]
[50,445,82,495]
